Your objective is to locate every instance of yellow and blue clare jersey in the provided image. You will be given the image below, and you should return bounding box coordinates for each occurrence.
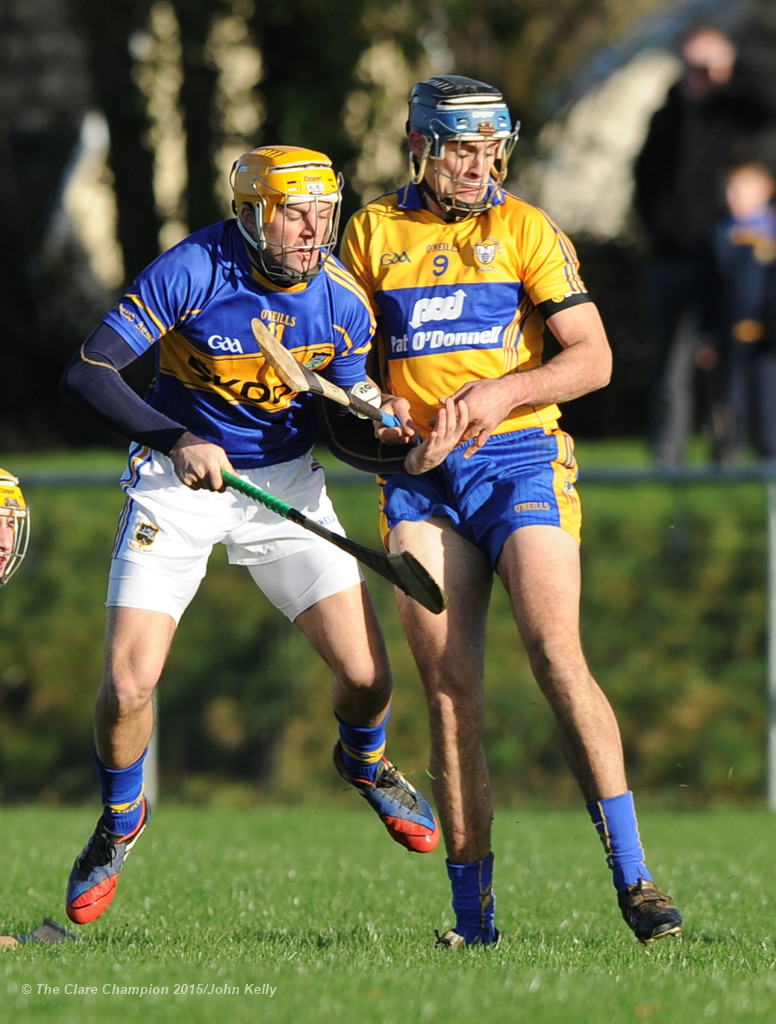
[340,182,588,437]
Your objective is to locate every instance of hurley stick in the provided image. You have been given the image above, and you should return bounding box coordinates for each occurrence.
[222,469,446,613]
[251,318,401,427]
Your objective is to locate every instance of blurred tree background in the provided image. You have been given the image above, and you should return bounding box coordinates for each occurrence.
[5,0,776,452]
[3,0,776,808]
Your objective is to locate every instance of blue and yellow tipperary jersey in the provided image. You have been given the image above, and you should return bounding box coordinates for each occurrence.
[103,219,375,467]
[340,182,588,436]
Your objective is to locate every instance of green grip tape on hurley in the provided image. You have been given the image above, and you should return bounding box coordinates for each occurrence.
[221,470,292,517]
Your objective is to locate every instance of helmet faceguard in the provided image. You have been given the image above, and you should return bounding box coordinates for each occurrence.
[0,469,30,587]
[230,145,343,286]
[406,75,520,218]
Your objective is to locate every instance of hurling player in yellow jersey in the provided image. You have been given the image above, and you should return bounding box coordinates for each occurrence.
[341,75,682,947]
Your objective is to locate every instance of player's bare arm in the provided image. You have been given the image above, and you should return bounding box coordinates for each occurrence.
[452,302,612,456]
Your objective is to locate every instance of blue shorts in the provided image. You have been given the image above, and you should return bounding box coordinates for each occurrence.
[380,427,581,568]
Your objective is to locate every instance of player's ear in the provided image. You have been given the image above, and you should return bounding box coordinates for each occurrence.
[238,203,255,225]
[407,131,427,159]
[238,203,260,243]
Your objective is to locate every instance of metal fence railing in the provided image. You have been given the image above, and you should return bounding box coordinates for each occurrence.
[577,462,776,812]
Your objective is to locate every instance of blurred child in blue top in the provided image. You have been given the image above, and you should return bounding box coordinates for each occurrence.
[708,160,776,462]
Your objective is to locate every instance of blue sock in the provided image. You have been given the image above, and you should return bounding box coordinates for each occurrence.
[587,791,653,892]
[447,853,497,944]
[335,711,388,784]
[96,748,148,836]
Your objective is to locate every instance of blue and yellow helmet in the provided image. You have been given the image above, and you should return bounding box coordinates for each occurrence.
[406,75,519,216]
[407,75,516,153]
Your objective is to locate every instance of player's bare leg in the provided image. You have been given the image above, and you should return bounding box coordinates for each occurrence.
[391,519,492,861]
[66,607,172,924]
[295,581,392,725]
[390,518,498,945]
[94,606,175,767]
[499,524,681,942]
[297,582,439,853]
[498,525,626,799]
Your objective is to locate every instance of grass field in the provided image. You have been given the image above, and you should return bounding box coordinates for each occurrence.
[1,805,775,1023]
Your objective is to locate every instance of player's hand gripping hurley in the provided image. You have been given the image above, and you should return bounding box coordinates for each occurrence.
[251,318,401,427]
[221,470,446,613]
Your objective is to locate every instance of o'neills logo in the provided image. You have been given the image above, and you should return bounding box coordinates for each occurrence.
[305,352,328,370]
[514,502,551,514]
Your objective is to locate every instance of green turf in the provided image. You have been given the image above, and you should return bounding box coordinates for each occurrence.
[2,805,775,1023]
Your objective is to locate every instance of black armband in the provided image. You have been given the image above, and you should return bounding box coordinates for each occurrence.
[535,292,592,320]
[60,324,188,454]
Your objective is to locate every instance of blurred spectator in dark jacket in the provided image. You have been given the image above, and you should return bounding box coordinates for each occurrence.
[634,24,776,466]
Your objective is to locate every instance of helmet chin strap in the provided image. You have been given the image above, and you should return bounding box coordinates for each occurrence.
[417,177,471,223]
[247,241,324,286]
[418,168,493,222]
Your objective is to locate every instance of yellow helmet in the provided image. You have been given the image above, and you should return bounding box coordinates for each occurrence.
[229,145,343,284]
[0,468,30,587]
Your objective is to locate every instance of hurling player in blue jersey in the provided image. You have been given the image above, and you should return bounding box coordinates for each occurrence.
[58,145,439,928]
[341,77,682,947]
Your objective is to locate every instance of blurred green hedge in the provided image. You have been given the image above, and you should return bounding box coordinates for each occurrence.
[0,446,769,808]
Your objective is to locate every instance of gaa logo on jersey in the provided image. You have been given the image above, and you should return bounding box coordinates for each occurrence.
[380,250,411,266]
[208,334,244,354]
[130,521,160,552]
[472,238,501,270]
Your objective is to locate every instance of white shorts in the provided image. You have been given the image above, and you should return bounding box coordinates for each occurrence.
[107,447,363,623]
